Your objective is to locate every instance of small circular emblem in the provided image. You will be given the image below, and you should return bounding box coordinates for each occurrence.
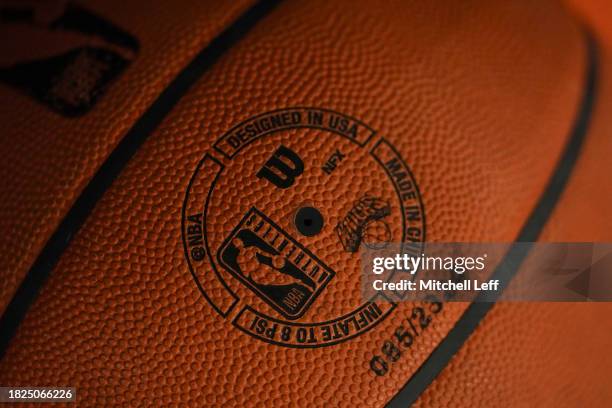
[182,108,425,347]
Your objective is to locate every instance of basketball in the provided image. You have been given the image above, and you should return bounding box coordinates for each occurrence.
[1,0,611,406]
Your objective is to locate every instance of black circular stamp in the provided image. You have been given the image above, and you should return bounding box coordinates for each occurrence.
[182,108,425,347]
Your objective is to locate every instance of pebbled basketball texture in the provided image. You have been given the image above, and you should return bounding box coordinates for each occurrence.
[1,0,611,406]
[0,0,254,315]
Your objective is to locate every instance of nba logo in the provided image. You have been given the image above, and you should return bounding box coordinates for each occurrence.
[218,207,335,319]
[0,1,139,116]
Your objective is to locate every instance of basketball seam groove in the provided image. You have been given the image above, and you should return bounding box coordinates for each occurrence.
[0,0,283,360]
[386,29,599,408]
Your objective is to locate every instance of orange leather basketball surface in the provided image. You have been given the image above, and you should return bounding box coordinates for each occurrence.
[0,0,610,406]
[0,0,254,315]
[417,1,612,405]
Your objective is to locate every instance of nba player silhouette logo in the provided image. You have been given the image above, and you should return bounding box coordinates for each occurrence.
[0,0,139,116]
[182,108,423,347]
[218,207,335,319]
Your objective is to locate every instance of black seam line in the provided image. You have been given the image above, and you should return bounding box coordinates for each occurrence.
[386,30,598,408]
[0,0,282,360]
